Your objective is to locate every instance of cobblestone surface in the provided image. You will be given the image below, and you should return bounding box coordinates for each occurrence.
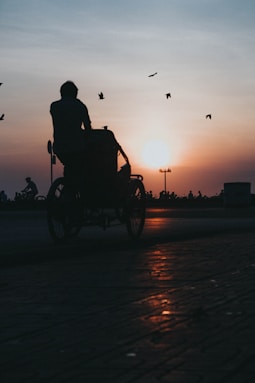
[1,230,255,382]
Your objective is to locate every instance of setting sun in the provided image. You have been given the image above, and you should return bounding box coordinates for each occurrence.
[141,140,170,169]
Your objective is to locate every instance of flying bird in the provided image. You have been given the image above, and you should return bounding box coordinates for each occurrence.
[206,114,212,119]
[0,114,4,120]
[148,72,158,77]
[166,93,171,99]
[98,92,105,100]
[0,83,2,86]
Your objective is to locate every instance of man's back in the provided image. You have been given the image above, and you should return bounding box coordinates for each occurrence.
[28,181,38,196]
[50,97,91,154]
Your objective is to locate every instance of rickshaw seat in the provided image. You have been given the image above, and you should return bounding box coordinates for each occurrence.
[85,129,118,178]
[83,129,121,204]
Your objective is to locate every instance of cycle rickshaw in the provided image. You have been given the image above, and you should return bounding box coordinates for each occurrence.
[46,128,146,242]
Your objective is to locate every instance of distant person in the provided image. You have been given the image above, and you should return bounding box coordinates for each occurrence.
[197,190,202,199]
[146,190,153,200]
[188,190,194,199]
[22,177,38,199]
[0,190,7,203]
[170,191,177,200]
[50,81,92,187]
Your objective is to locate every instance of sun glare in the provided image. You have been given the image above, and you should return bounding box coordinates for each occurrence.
[141,140,170,168]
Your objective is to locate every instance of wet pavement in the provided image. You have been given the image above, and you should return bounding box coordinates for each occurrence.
[1,210,255,382]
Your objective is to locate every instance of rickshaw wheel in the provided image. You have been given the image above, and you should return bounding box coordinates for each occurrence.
[47,177,82,242]
[125,178,146,239]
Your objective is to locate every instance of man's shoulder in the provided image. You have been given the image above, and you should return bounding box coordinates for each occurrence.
[50,99,61,110]
[51,98,85,108]
[76,98,87,108]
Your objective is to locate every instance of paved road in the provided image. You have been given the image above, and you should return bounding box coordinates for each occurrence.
[1,208,255,264]
[1,208,255,382]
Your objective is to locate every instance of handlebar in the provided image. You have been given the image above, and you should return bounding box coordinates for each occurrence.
[118,144,130,165]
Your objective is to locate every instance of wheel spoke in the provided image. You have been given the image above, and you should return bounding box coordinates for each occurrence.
[126,179,145,239]
[47,178,82,242]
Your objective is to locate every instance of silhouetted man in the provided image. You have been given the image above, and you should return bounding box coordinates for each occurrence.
[0,190,7,203]
[22,177,38,199]
[50,81,92,188]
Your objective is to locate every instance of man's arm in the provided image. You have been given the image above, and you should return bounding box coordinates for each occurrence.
[82,103,92,130]
[22,185,29,192]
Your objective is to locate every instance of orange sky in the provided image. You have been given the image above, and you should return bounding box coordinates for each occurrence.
[1,0,255,199]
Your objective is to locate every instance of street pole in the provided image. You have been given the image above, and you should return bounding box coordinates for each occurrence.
[47,140,56,184]
[0,82,4,122]
[159,168,171,194]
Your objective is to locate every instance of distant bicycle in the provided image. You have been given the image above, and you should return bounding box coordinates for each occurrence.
[14,191,46,202]
[46,128,146,242]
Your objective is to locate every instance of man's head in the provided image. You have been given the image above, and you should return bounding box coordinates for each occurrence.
[60,81,78,98]
[25,177,31,183]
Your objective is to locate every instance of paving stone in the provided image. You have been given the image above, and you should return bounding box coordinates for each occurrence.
[1,231,255,382]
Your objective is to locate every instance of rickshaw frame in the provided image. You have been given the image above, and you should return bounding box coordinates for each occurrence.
[46,128,146,242]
